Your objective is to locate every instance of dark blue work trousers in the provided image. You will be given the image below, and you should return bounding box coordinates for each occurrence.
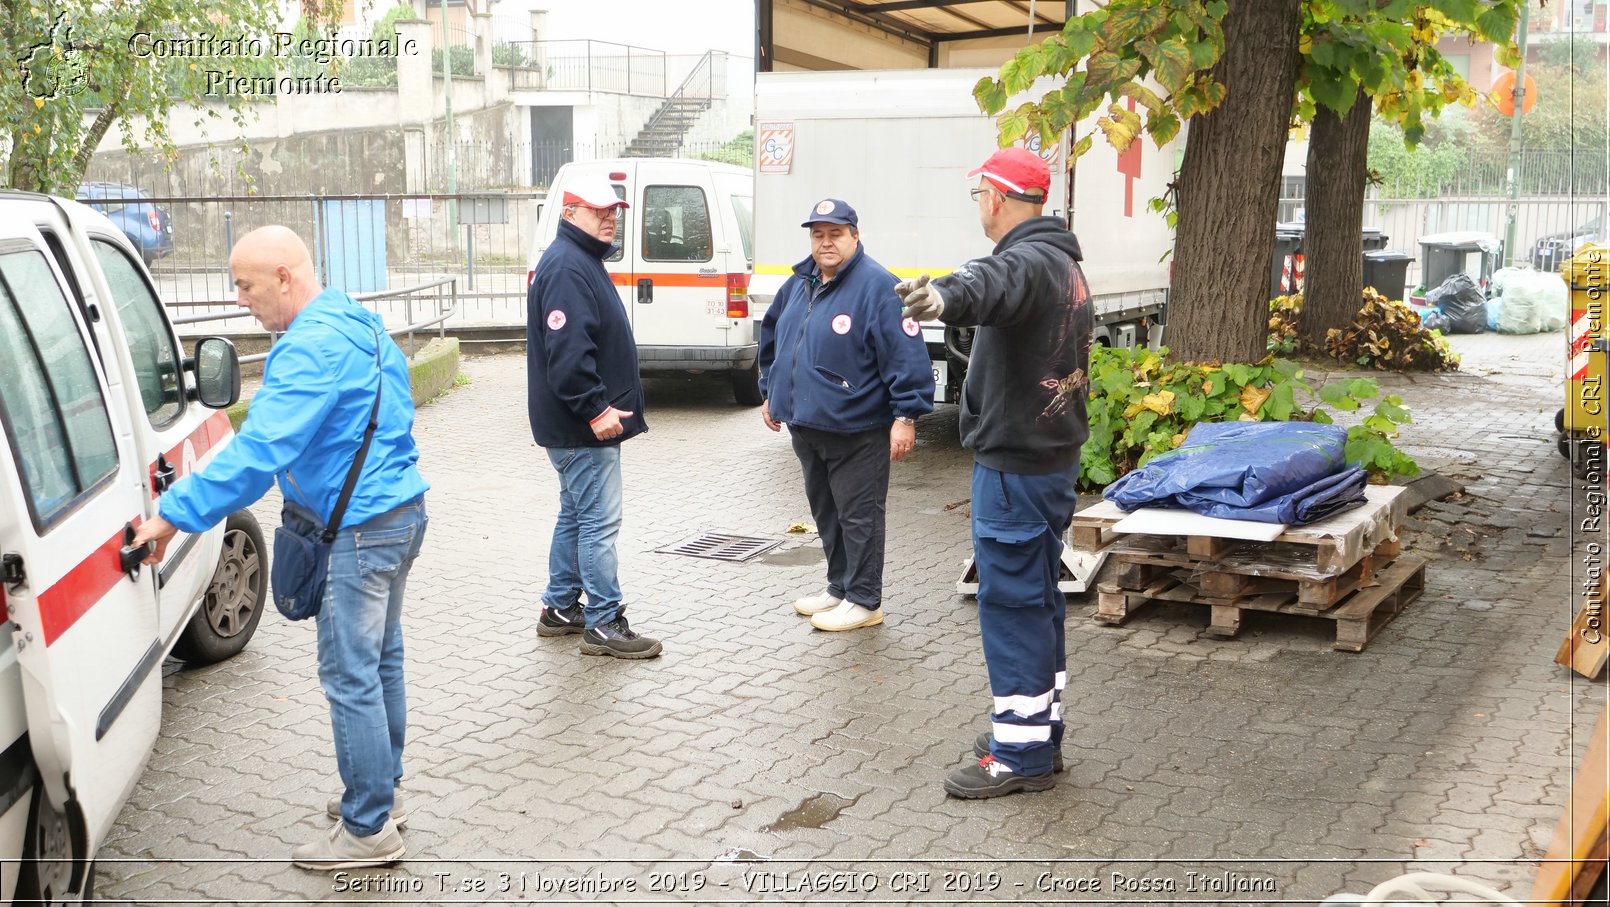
[971,461,1081,776]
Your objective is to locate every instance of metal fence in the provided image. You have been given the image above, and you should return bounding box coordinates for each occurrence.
[140,192,542,333]
[498,41,725,98]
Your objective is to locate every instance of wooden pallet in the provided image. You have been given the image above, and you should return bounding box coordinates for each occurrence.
[1111,536,1403,610]
[1071,485,1407,576]
[1095,555,1428,652]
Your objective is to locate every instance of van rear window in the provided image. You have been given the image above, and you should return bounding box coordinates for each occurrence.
[0,250,118,527]
[642,186,713,262]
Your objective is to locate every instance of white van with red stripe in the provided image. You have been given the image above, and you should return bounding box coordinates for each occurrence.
[527,159,761,405]
[0,193,263,901]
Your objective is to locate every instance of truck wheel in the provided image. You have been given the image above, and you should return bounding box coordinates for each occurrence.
[172,510,266,665]
[15,786,92,904]
[731,365,763,407]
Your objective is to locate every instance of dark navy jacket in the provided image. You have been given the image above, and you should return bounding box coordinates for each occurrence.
[526,219,648,448]
[758,245,934,434]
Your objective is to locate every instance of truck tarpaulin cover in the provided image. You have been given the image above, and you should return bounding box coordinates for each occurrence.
[1103,422,1368,525]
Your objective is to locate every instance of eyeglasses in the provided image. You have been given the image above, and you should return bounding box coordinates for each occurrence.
[970,187,997,202]
[568,205,621,220]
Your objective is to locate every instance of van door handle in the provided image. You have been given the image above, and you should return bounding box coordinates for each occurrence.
[152,454,176,493]
[119,523,150,580]
[636,279,653,304]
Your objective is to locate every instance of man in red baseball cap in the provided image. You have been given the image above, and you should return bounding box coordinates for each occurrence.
[968,146,1052,204]
[895,145,1093,800]
[526,172,663,660]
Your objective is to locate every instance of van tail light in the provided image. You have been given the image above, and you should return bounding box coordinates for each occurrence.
[148,209,161,230]
[726,272,750,318]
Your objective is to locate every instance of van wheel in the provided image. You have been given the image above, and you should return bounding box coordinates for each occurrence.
[731,365,763,407]
[172,510,266,666]
[15,786,91,904]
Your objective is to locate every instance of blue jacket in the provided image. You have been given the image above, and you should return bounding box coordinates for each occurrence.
[160,289,428,532]
[527,220,648,448]
[758,245,934,433]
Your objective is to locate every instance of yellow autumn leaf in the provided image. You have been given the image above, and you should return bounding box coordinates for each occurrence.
[1122,402,1145,419]
[1240,384,1271,415]
[1202,379,1214,395]
[786,523,815,534]
[1141,390,1175,415]
[1238,411,1261,422]
[1171,431,1189,447]
[34,98,45,110]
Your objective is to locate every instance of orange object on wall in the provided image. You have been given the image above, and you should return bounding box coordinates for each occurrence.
[1492,69,1539,116]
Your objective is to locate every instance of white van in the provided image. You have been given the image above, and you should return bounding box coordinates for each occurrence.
[0,192,264,901]
[527,158,761,405]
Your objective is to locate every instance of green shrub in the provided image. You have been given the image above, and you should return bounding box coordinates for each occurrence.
[1081,345,1418,491]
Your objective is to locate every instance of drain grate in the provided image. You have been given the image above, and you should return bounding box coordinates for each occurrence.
[656,532,782,563]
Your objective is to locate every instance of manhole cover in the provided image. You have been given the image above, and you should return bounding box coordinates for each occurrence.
[657,533,783,562]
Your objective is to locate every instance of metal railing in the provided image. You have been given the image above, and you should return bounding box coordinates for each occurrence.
[171,276,459,362]
[635,51,719,143]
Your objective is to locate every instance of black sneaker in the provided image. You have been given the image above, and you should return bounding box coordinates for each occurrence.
[973,731,1065,774]
[537,604,585,637]
[943,756,1055,799]
[580,615,663,659]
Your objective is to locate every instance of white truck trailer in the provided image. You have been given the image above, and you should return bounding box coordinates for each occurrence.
[751,67,1177,404]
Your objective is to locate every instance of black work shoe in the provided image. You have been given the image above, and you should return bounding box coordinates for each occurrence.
[943,756,1055,799]
[973,731,1065,774]
[580,616,663,659]
[537,604,585,637]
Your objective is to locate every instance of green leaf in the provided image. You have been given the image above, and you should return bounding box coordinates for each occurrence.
[1348,377,1379,399]
[1001,54,1037,94]
[1145,109,1181,146]
[1474,5,1518,42]
[1319,382,1360,410]
[974,76,1009,114]
[1118,80,1166,116]
[1139,39,1193,95]
[1363,414,1397,434]
[1270,358,1302,381]
[1429,0,1479,25]
[1101,366,1136,396]
[1225,363,1256,386]
[1104,4,1167,46]
[997,109,1031,144]
[1065,26,1098,60]
[1189,37,1220,70]
[1265,382,1296,421]
[1375,399,1412,423]
[1311,409,1335,425]
[1071,133,1095,159]
[1128,409,1160,438]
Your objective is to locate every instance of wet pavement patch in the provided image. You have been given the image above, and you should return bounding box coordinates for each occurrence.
[763,792,859,832]
[756,545,826,567]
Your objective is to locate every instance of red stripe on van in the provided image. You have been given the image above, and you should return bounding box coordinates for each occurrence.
[151,410,232,499]
[39,526,134,646]
[609,273,727,288]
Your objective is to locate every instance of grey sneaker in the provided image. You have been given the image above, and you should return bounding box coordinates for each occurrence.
[292,818,405,870]
[537,604,585,637]
[326,791,408,829]
[580,615,663,659]
[973,732,1065,774]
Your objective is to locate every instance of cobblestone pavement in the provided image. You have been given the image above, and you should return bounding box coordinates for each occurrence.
[94,331,1602,905]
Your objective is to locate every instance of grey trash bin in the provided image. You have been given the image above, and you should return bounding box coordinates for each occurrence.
[1362,250,1415,302]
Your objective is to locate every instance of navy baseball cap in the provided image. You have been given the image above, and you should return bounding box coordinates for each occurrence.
[801,198,858,227]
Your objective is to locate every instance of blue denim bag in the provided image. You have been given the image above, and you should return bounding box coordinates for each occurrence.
[269,327,382,621]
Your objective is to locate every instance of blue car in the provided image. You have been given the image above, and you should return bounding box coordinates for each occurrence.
[75,182,175,266]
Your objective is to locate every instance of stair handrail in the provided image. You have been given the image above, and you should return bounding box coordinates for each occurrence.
[634,51,714,151]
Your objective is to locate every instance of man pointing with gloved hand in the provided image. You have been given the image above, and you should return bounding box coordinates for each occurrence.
[896,273,944,322]
[895,147,1093,801]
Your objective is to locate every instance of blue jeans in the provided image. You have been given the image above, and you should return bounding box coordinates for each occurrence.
[971,463,1079,776]
[313,496,427,837]
[543,445,624,629]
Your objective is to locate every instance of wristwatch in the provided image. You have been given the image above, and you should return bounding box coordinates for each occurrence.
[895,416,916,426]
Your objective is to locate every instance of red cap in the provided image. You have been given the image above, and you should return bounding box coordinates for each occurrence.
[967,147,1050,201]
[561,175,629,210]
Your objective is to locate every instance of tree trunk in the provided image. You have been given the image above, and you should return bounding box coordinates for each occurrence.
[1300,88,1372,350]
[1166,0,1302,364]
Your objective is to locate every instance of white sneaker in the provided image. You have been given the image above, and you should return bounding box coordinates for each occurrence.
[792,591,842,616]
[810,600,884,631]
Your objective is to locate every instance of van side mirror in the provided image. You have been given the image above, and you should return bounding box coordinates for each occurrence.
[192,337,241,409]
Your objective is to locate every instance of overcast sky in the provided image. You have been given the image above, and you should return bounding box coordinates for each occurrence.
[509,0,755,60]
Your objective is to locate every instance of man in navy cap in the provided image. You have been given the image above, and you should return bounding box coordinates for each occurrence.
[758,198,934,632]
[896,148,1093,798]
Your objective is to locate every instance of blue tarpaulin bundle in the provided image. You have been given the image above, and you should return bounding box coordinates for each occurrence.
[1103,421,1369,525]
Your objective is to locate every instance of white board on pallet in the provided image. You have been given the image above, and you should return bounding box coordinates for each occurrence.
[1112,508,1286,541]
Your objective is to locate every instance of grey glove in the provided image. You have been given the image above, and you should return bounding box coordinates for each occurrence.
[896,273,945,321]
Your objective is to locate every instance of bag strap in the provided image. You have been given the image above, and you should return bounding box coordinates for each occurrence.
[322,325,384,544]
